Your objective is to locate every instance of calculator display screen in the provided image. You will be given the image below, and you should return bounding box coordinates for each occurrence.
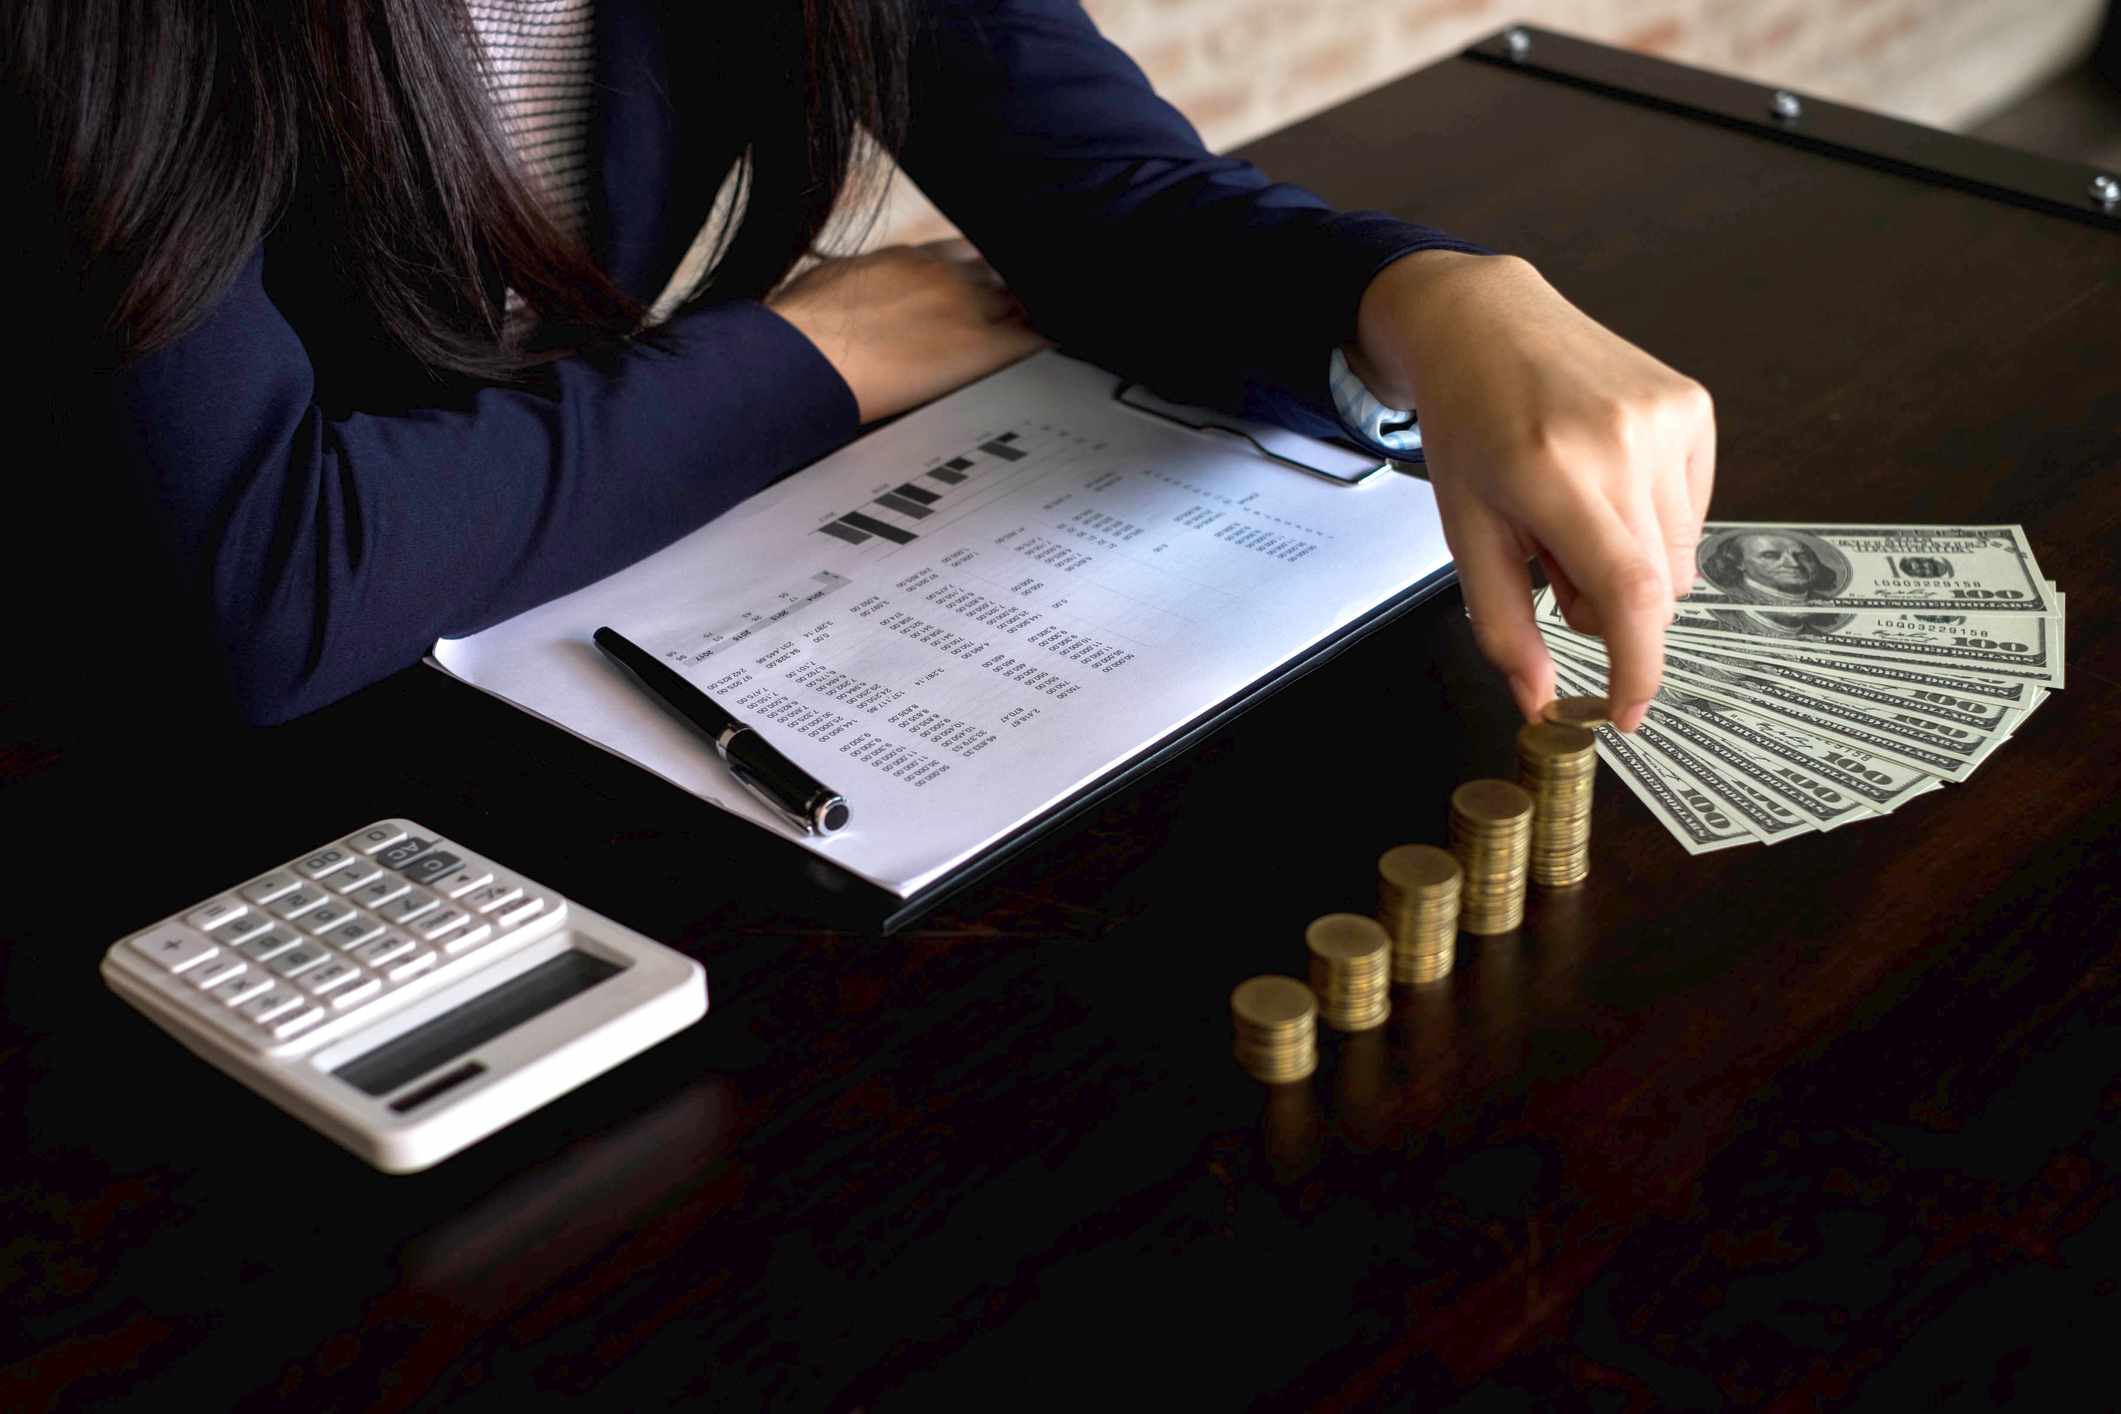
[334,950,622,1098]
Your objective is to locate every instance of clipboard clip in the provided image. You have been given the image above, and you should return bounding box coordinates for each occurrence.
[1111,380,1394,487]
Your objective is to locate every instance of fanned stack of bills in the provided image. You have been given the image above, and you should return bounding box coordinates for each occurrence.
[1538,524,2063,853]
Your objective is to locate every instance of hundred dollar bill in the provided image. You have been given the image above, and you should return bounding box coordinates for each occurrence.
[1548,625,2026,764]
[1624,634,2028,731]
[1555,662,1866,832]
[1553,664,1815,843]
[1553,650,1902,826]
[1548,632,2003,782]
[1675,600,2066,686]
[1534,586,2065,690]
[1588,729,1760,854]
[1654,659,2006,783]
[1658,627,2044,711]
[1546,640,1942,810]
[1549,671,1757,854]
[1684,523,2057,617]
[1552,661,1883,835]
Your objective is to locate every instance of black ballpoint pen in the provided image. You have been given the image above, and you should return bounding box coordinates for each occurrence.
[593,626,851,836]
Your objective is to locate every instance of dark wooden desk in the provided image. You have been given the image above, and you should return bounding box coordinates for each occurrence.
[6,30,2118,1411]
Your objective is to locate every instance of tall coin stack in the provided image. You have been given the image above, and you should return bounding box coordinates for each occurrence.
[1516,721,1597,888]
[1231,976,1319,1083]
[1376,844,1462,985]
[1304,914,1392,1031]
[1449,779,1535,935]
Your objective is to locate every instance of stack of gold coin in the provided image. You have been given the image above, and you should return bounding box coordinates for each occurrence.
[1376,844,1462,985]
[1230,976,1318,1083]
[1449,779,1535,934]
[1517,720,1598,888]
[1304,914,1392,1031]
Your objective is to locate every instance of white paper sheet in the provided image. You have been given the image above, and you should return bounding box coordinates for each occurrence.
[432,352,1454,896]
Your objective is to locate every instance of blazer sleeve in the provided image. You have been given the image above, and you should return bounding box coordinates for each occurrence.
[896,0,1486,442]
[107,246,859,724]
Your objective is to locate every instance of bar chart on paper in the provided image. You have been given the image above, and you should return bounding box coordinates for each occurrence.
[814,432,1031,549]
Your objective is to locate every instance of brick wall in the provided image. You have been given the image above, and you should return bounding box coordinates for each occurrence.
[860,0,2106,244]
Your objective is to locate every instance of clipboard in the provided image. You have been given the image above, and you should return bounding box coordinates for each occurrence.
[430,351,1458,930]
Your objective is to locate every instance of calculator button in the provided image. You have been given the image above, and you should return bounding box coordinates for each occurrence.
[494,895,549,930]
[270,1006,327,1040]
[377,889,439,926]
[463,882,524,915]
[217,912,276,945]
[269,888,329,920]
[385,950,438,985]
[129,927,220,974]
[189,957,247,990]
[330,978,383,1012]
[351,933,416,968]
[238,987,304,1024]
[322,860,385,893]
[240,872,303,905]
[297,846,357,879]
[234,929,302,962]
[299,959,361,995]
[184,899,249,932]
[434,866,495,899]
[268,945,329,979]
[299,902,358,936]
[346,822,411,855]
[321,918,387,950]
[441,922,495,957]
[376,836,434,870]
[350,876,411,910]
[399,850,465,887]
[414,908,471,943]
[207,972,274,1007]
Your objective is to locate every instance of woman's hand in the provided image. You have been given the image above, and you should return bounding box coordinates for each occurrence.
[768,239,1047,424]
[1348,251,1715,731]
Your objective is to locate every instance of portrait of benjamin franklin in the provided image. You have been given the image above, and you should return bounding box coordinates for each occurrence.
[1696,528,1856,636]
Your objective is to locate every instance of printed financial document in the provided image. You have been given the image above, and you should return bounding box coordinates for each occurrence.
[432,352,1454,896]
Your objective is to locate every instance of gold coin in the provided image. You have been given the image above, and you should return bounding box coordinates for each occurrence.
[1378,844,1462,894]
[1450,779,1534,826]
[1518,720,1597,760]
[1542,695,1613,728]
[1304,913,1392,962]
[1231,975,1317,1028]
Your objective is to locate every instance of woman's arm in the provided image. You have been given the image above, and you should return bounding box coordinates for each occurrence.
[895,0,1484,443]
[899,0,1714,728]
[110,246,860,725]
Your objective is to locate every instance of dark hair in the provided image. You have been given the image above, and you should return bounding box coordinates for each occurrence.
[7,0,909,380]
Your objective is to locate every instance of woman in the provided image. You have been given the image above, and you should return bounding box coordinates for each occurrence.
[10,0,1710,731]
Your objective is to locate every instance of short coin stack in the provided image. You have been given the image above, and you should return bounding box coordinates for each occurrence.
[1449,779,1535,935]
[1376,844,1462,984]
[1304,914,1391,1031]
[1517,720,1598,888]
[1230,975,1319,1083]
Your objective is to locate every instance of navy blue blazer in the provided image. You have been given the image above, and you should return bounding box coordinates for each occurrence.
[98,0,1476,725]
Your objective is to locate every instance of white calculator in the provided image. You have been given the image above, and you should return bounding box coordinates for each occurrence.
[101,819,706,1173]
